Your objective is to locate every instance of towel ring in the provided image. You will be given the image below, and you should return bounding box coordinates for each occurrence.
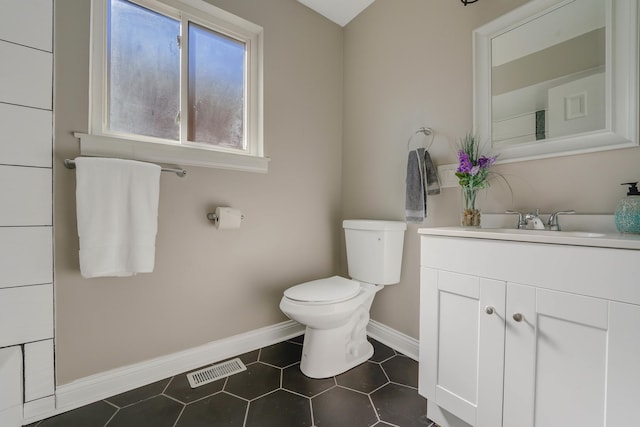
[407,127,434,151]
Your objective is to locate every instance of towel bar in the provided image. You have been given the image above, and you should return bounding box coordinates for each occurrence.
[64,158,187,177]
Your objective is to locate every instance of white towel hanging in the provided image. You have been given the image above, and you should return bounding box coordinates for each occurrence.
[75,157,161,278]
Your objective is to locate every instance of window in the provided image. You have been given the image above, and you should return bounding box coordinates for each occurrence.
[81,0,268,173]
[108,0,181,141]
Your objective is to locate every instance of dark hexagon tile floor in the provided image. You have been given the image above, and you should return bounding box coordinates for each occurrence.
[312,386,378,427]
[31,336,438,427]
[37,400,117,427]
[336,361,389,393]
[246,389,312,427]
[175,392,247,427]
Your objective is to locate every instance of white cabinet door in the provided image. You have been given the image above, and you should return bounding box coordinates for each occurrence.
[504,285,640,427]
[605,301,640,426]
[420,268,505,427]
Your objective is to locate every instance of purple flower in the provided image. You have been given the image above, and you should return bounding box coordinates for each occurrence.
[457,150,473,173]
[477,155,496,169]
[470,165,480,176]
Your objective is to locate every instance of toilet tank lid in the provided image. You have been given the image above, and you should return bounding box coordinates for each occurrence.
[284,276,361,303]
[343,220,407,231]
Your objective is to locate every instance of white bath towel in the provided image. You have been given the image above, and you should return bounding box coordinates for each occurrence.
[75,157,161,278]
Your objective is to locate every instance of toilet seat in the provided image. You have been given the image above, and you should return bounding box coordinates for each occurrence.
[284,276,361,304]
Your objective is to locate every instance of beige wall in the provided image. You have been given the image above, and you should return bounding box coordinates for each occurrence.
[54,0,640,385]
[54,0,343,385]
[341,0,640,339]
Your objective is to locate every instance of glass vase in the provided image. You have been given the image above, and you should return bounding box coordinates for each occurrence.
[461,187,481,227]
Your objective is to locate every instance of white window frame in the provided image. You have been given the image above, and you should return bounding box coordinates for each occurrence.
[78,0,268,173]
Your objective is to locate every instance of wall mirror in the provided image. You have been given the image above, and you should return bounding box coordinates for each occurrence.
[473,0,638,163]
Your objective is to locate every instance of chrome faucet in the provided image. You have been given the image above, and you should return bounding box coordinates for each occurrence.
[507,209,575,230]
[547,210,575,231]
[506,209,545,229]
[524,209,545,230]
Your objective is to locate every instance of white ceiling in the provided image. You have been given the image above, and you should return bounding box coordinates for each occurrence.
[297,0,376,27]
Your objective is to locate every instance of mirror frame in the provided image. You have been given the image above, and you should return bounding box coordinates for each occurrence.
[473,0,638,163]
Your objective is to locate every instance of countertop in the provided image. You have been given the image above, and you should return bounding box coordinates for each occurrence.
[418,226,640,250]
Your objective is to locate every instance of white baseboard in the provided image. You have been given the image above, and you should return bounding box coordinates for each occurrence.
[367,320,419,361]
[28,319,417,424]
[44,320,304,423]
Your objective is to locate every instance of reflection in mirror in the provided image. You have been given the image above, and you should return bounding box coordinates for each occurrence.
[474,0,638,163]
[491,0,605,146]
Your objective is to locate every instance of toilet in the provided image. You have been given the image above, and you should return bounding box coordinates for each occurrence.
[279,220,406,378]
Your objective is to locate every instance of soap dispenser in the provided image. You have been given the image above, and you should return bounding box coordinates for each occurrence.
[615,182,640,234]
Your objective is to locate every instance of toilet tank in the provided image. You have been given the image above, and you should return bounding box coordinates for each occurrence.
[343,220,407,285]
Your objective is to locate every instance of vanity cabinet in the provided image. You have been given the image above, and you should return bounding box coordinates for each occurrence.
[419,232,640,427]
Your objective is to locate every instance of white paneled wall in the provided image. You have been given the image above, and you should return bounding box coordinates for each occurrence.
[0,0,55,425]
[0,104,52,167]
[0,285,54,348]
[0,0,53,51]
[24,340,55,402]
[0,41,53,110]
[0,347,23,426]
[0,227,53,289]
[0,166,52,226]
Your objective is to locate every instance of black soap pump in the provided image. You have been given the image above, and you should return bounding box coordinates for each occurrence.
[614,182,640,233]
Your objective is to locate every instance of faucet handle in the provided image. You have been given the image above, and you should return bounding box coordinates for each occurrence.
[547,210,575,231]
[505,210,527,229]
[526,208,540,218]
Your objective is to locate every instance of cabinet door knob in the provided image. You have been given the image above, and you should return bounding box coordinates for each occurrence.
[512,313,524,322]
[485,306,495,315]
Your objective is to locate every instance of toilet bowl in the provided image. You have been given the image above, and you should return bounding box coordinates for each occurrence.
[279,220,406,378]
[279,276,381,378]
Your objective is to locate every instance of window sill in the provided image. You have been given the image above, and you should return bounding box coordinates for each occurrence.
[74,133,270,173]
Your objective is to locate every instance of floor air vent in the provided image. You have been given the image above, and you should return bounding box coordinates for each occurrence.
[187,358,247,388]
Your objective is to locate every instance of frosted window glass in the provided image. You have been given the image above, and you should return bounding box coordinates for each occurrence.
[108,0,180,140]
[188,23,245,149]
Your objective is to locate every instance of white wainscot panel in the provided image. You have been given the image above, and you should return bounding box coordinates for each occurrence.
[0,227,52,288]
[0,103,52,167]
[0,166,52,226]
[0,41,52,110]
[23,395,55,421]
[24,340,54,402]
[0,346,23,427]
[0,284,53,347]
[0,0,52,52]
